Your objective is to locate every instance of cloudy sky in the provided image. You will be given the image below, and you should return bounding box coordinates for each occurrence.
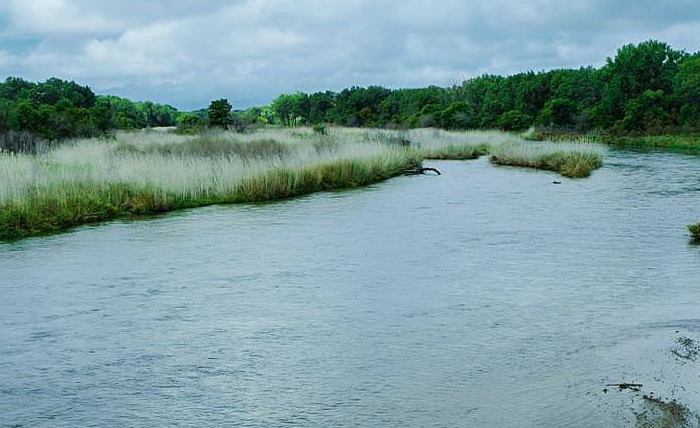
[0,0,699,110]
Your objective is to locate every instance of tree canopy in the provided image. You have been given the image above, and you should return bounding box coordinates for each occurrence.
[207,98,233,129]
[0,77,179,141]
[257,40,699,135]
[2,40,700,142]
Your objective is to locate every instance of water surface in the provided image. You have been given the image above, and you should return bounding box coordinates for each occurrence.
[2,150,700,427]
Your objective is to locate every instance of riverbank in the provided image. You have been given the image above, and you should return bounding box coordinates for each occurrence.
[0,127,602,241]
[529,130,700,154]
[601,134,700,154]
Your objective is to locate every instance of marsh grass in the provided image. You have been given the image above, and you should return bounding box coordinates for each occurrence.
[116,135,290,159]
[0,129,420,240]
[688,223,700,244]
[489,141,604,178]
[0,127,604,240]
[602,134,700,154]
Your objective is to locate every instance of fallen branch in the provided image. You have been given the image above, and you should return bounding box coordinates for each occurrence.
[403,167,442,175]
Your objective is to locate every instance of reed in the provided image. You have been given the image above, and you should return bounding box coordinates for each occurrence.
[0,127,604,240]
[489,141,604,178]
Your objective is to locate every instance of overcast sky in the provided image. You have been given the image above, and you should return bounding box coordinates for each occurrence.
[0,0,699,110]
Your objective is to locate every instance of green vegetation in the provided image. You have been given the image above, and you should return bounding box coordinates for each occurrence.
[421,144,488,160]
[0,77,178,148]
[489,142,603,178]
[207,99,233,129]
[0,128,601,241]
[250,40,700,139]
[600,134,700,153]
[2,40,700,155]
[688,223,700,244]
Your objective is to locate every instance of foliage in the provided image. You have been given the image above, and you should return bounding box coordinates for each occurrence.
[207,99,233,129]
[498,110,532,131]
[3,39,700,147]
[674,55,700,127]
[252,40,699,136]
[0,77,179,147]
[175,114,207,134]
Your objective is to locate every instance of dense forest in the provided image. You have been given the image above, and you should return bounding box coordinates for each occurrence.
[257,40,700,134]
[0,77,179,143]
[1,40,699,145]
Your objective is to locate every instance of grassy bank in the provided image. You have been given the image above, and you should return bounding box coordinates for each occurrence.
[489,141,604,178]
[529,129,700,154]
[0,127,602,241]
[601,134,700,154]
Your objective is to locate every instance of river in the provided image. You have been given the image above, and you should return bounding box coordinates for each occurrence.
[1,150,699,427]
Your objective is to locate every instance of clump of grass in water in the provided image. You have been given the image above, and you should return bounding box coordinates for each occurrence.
[688,223,700,244]
[489,141,603,178]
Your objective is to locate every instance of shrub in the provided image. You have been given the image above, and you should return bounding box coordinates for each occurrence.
[176,114,206,134]
[498,110,532,131]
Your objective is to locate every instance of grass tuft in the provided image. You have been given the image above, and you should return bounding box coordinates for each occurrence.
[688,222,700,244]
[489,141,603,178]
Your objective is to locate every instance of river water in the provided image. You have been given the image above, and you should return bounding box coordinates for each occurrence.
[1,150,700,427]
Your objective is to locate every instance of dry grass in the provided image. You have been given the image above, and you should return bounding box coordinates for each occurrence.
[489,141,604,178]
[0,127,604,240]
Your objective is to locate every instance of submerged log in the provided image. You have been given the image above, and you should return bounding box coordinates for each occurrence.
[420,167,441,175]
[403,161,441,175]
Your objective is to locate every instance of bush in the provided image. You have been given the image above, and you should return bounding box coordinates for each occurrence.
[176,114,206,134]
[497,110,532,131]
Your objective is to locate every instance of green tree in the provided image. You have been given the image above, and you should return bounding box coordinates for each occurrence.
[595,40,685,128]
[674,55,700,126]
[497,110,532,131]
[539,98,578,127]
[207,99,233,129]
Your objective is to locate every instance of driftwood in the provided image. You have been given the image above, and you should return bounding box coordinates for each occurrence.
[403,161,441,176]
[403,167,441,175]
[606,383,643,391]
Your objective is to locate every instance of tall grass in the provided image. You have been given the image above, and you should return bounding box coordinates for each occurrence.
[0,127,604,240]
[489,141,604,178]
[0,129,420,240]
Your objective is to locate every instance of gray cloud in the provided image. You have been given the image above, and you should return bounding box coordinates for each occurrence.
[0,0,699,110]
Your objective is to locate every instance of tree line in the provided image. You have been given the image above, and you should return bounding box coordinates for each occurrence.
[0,77,179,141]
[2,39,700,145]
[257,40,700,134]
